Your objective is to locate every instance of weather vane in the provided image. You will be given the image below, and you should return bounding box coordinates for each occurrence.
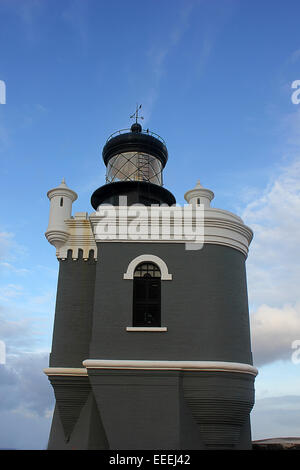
[130,104,144,124]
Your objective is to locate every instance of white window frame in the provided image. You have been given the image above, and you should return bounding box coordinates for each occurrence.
[123,254,172,280]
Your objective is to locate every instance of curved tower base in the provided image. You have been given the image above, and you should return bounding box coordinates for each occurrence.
[45,362,256,450]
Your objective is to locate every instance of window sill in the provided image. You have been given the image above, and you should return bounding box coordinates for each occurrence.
[126,327,168,332]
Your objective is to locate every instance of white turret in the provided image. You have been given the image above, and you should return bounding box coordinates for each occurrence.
[184,180,214,208]
[45,178,78,250]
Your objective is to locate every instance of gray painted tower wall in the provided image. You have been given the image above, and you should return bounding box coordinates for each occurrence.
[46,241,256,450]
[89,242,252,363]
[87,242,255,449]
[49,249,96,368]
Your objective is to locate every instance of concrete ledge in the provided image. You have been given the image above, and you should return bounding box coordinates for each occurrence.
[82,360,258,376]
[43,367,88,376]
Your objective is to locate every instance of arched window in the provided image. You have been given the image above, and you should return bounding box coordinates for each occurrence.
[133,262,161,327]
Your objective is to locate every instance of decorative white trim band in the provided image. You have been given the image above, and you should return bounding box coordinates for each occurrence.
[82,360,258,376]
[126,327,168,332]
[89,206,253,257]
[43,367,87,376]
[123,254,172,280]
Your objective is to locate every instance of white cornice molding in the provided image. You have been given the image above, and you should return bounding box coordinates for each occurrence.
[89,206,253,257]
[46,205,253,260]
[82,360,258,376]
[44,361,258,377]
[47,187,77,201]
[43,367,87,376]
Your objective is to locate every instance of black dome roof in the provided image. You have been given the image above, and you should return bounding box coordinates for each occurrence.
[102,128,168,168]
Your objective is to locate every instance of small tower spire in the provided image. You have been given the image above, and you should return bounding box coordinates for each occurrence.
[59,177,67,188]
[184,180,214,208]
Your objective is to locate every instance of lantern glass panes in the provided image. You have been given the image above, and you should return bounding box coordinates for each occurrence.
[106,152,162,185]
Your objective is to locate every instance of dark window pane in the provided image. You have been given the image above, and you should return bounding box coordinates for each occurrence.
[133,262,161,278]
[134,279,147,300]
[148,280,160,300]
[132,263,161,327]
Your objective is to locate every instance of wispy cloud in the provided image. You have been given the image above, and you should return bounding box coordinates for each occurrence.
[0,231,28,262]
[141,0,237,124]
[4,0,46,43]
[61,0,90,47]
[0,284,24,301]
[0,262,29,275]
[142,1,199,123]
[288,48,300,64]
[0,232,14,260]
[281,106,300,148]
[147,1,196,80]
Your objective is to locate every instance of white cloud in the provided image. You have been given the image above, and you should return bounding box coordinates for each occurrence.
[0,352,53,449]
[0,306,43,355]
[241,157,300,366]
[0,231,28,262]
[250,304,300,367]
[0,352,53,416]
[0,284,55,355]
[0,230,56,355]
[243,157,300,307]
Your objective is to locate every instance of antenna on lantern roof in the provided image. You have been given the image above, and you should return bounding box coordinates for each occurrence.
[130,104,144,124]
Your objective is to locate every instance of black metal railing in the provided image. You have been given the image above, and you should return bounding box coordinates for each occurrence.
[106,128,166,145]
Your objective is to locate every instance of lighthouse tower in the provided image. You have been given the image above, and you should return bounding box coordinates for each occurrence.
[44,114,257,450]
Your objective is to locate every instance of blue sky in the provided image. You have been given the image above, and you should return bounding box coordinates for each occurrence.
[1,0,300,449]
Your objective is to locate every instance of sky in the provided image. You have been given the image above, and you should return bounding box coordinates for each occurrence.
[0,0,300,449]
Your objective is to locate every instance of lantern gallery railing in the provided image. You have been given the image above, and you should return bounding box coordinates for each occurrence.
[106,128,166,145]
